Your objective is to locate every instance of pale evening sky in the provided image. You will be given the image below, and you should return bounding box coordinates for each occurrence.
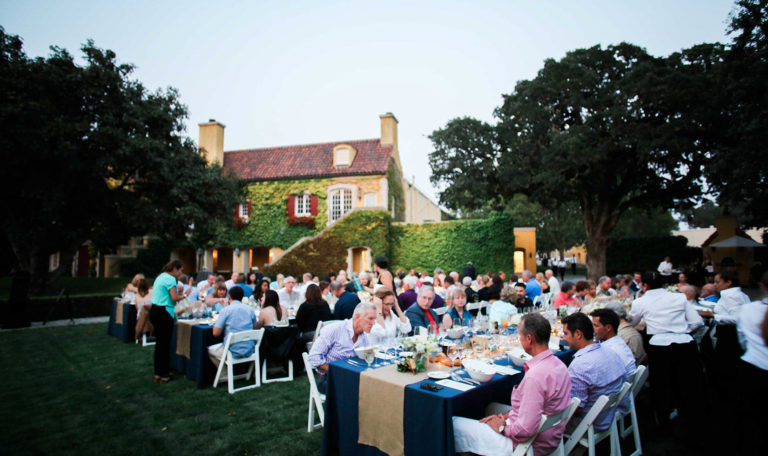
[2,0,736,205]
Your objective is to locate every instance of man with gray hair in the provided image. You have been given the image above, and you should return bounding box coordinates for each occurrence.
[278,276,302,309]
[522,270,541,300]
[605,301,645,364]
[596,276,617,297]
[545,269,561,296]
[331,280,361,320]
[398,275,419,310]
[405,286,440,333]
[309,301,377,393]
[463,276,479,303]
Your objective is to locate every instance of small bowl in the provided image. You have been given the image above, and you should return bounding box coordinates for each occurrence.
[446,327,464,339]
[506,347,531,368]
[462,359,495,383]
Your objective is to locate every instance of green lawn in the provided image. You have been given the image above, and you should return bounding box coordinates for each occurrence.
[0,323,322,456]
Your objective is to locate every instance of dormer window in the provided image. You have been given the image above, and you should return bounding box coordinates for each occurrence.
[333,144,356,168]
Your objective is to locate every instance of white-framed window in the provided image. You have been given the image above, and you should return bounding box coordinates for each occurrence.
[329,188,353,223]
[49,252,60,272]
[237,202,250,221]
[295,193,311,217]
[335,147,351,167]
[364,193,376,207]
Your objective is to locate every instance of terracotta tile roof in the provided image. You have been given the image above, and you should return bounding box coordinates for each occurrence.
[223,138,393,182]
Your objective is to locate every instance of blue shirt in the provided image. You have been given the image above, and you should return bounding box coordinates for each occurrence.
[702,295,718,303]
[214,300,258,358]
[333,291,361,320]
[525,279,541,300]
[568,343,625,431]
[151,272,179,318]
[236,283,254,298]
[447,307,473,326]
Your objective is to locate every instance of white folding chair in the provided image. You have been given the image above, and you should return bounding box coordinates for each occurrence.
[302,352,326,432]
[466,301,485,315]
[564,382,632,456]
[435,306,449,316]
[141,333,156,347]
[619,366,649,456]
[312,320,340,344]
[516,397,581,456]
[212,328,265,394]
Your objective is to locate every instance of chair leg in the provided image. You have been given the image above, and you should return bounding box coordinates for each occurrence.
[227,358,235,394]
[630,405,642,456]
[307,395,315,433]
[588,428,596,456]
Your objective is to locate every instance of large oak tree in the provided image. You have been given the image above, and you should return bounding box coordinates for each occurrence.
[0,29,242,296]
[430,42,721,279]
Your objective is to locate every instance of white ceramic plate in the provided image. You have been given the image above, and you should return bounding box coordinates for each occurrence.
[427,371,450,380]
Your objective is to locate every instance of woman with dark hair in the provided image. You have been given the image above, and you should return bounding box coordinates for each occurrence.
[373,255,394,291]
[253,278,270,303]
[246,272,259,287]
[149,259,188,383]
[295,284,333,341]
[255,289,287,329]
[735,270,768,453]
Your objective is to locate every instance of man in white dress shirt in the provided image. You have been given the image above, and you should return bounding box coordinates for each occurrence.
[545,269,561,296]
[657,256,673,284]
[224,272,239,290]
[277,276,302,309]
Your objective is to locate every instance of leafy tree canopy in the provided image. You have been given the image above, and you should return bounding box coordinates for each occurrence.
[430,42,720,279]
[0,29,242,293]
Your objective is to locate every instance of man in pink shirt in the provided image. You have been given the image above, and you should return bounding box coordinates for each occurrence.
[453,313,572,455]
[553,281,577,309]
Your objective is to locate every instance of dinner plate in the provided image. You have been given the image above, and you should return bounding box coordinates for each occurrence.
[427,371,450,380]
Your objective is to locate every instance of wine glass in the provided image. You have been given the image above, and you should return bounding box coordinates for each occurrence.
[363,348,376,369]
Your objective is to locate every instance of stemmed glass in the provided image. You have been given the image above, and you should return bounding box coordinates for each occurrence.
[363,347,376,369]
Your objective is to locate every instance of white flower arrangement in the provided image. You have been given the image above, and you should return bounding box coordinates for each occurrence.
[401,334,439,355]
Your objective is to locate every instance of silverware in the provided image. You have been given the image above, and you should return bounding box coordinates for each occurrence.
[450,373,476,386]
[347,359,366,367]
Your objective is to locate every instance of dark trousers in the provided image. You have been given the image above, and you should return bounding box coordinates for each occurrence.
[149,305,174,377]
[736,360,768,454]
[646,341,708,437]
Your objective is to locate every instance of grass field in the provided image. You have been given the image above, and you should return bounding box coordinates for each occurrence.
[0,277,127,299]
[0,323,322,456]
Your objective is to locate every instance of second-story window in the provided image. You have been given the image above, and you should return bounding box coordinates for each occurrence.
[295,193,311,217]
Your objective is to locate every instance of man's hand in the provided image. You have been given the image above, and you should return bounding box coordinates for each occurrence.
[699,310,714,318]
[479,414,506,433]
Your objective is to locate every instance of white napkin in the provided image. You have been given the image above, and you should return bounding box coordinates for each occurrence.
[376,352,396,360]
[436,379,475,391]
[490,365,521,376]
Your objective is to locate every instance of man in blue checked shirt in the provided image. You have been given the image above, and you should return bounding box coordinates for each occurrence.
[208,286,258,367]
[561,312,625,433]
[309,301,377,393]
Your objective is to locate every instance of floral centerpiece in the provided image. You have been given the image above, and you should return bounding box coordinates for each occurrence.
[396,334,439,374]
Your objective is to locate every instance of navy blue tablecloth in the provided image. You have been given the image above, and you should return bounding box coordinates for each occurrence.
[107,298,137,343]
[169,322,223,388]
[322,349,575,456]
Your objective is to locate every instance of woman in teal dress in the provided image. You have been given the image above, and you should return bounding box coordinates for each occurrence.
[148,259,188,383]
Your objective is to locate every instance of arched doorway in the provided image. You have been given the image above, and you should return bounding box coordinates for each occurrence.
[513,248,525,275]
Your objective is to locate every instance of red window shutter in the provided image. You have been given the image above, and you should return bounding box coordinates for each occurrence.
[234,204,239,220]
[287,195,295,217]
[310,195,318,216]
[247,199,252,217]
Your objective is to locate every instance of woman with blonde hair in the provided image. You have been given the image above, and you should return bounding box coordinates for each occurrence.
[443,288,473,329]
[134,278,153,341]
[205,282,228,311]
[125,273,145,295]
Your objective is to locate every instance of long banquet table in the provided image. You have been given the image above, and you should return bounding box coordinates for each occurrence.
[107,298,137,343]
[169,321,223,388]
[322,349,575,456]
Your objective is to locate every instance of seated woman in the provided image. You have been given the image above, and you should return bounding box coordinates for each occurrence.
[295,283,333,342]
[134,278,154,341]
[124,273,145,296]
[536,272,550,294]
[676,272,690,291]
[443,288,473,329]
[487,286,517,325]
[253,278,270,304]
[205,283,229,312]
[255,289,288,329]
[370,287,411,345]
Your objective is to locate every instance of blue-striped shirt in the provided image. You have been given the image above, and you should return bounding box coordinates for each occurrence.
[568,343,625,431]
[308,319,369,373]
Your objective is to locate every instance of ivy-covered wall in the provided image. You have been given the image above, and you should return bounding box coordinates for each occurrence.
[212,179,330,250]
[390,212,516,273]
[387,159,405,222]
[263,209,391,277]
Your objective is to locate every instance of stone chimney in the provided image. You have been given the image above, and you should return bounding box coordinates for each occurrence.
[199,119,226,165]
[380,112,401,170]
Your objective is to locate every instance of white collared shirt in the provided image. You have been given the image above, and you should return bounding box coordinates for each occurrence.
[629,288,703,346]
[739,299,768,370]
[715,286,750,325]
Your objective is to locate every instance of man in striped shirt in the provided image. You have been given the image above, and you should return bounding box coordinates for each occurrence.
[309,301,377,393]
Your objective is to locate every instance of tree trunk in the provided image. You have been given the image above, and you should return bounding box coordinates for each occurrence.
[585,234,608,282]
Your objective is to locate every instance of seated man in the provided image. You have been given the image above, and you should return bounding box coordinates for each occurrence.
[331,280,361,320]
[591,308,636,414]
[208,286,258,368]
[308,302,377,393]
[596,276,617,298]
[512,282,534,311]
[277,276,302,309]
[397,275,419,310]
[404,286,440,334]
[700,283,718,303]
[605,302,646,365]
[561,312,625,433]
[522,270,541,301]
[453,313,572,455]
[235,274,253,299]
[552,281,577,309]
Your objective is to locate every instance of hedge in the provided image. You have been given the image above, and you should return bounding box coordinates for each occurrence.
[389,212,516,273]
[606,236,701,276]
[263,209,391,277]
[0,293,118,322]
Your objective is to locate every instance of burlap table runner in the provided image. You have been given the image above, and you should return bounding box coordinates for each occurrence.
[358,364,430,456]
[175,319,208,359]
[115,301,124,325]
